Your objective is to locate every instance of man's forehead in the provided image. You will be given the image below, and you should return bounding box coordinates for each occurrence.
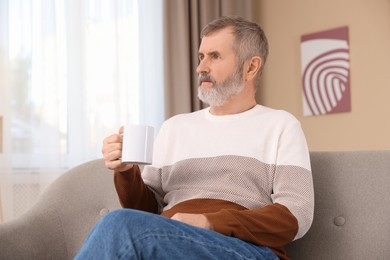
[199,27,234,53]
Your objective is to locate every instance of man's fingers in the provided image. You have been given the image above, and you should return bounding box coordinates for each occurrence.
[103,134,122,146]
[103,149,122,162]
[102,142,122,156]
[105,159,122,171]
[102,127,132,172]
[119,126,125,135]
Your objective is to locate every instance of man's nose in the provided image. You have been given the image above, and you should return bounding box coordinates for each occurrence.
[196,59,210,74]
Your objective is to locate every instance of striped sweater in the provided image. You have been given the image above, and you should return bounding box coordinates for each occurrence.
[114,105,314,259]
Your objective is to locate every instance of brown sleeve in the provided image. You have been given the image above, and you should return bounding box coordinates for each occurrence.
[113,165,159,213]
[203,203,298,249]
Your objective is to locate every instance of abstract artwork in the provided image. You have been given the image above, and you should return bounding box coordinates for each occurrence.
[301,26,351,116]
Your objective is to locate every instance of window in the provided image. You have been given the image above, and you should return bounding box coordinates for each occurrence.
[0,0,164,221]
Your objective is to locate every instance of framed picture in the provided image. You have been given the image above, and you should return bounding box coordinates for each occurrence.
[301,26,351,116]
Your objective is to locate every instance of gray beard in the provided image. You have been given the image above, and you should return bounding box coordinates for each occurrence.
[197,70,244,107]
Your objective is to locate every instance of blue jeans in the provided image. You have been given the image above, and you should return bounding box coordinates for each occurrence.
[75,209,278,260]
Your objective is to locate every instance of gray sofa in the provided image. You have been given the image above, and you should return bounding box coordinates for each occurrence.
[0,151,389,259]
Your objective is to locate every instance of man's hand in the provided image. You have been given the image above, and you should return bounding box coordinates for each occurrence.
[171,213,212,230]
[102,126,134,172]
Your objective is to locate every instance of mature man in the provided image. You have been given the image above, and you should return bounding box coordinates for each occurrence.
[76,16,314,260]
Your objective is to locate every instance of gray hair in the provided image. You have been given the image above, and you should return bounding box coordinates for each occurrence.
[201,16,269,88]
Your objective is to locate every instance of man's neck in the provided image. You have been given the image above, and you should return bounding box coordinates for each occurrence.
[209,97,257,116]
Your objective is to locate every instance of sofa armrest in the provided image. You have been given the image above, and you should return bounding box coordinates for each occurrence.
[0,159,121,260]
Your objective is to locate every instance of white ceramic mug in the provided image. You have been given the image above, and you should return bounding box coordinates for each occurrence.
[122,125,154,165]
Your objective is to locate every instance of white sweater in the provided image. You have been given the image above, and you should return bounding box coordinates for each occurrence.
[142,105,314,240]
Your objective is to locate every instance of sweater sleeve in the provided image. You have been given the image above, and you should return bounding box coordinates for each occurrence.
[203,203,298,248]
[114,165,159,213]
[271,121,314,239]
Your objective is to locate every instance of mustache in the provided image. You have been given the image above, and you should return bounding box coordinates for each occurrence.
[198,73,216,85]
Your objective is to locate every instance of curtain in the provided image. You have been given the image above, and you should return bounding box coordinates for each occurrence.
[0,0,164,222]
[163,0,256,118]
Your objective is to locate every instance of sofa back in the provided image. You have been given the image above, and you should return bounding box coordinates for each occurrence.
[287,151,390,259]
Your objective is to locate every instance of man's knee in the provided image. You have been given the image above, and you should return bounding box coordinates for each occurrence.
[102,208,133,222]
[97,209,162,235]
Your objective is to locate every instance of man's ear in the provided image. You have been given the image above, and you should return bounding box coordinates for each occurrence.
[245,56,262,81]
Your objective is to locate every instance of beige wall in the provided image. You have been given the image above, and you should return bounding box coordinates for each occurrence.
[253,0,390,151]
[0,116,2,153]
